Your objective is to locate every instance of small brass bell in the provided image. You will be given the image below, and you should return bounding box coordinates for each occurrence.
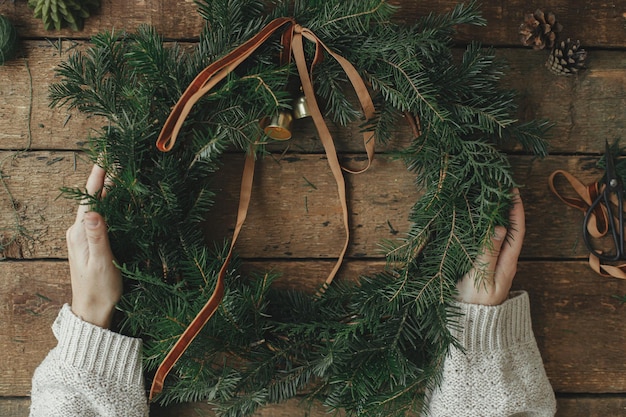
[292,95,311,119]
[263,111,293,140]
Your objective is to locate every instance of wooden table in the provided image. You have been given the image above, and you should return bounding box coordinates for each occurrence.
[1,1,625,415]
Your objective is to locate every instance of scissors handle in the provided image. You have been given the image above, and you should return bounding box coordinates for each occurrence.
[583,188,625,261]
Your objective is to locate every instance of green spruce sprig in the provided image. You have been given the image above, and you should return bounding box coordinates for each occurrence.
[0,15,18,65]
[50,1,550,415]
[28,0,100,31]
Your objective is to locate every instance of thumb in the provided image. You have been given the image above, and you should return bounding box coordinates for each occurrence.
[477,226,507,274]
[490,226,507,253]
[83,212,112,258]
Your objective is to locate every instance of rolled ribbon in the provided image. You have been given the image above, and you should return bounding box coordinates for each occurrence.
[548,169,626,279]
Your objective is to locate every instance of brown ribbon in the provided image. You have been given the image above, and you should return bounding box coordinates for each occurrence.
[548,169,626,279]
[150,18,376,400]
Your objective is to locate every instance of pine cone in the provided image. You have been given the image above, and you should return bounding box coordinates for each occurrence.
[519,9,563,50]
[546,38,587,76]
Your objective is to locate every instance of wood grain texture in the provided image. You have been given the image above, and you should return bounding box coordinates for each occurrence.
[513,262,626,394]
[0,0,204,41]
[0,150,599,260]
[0,41,104,151]
[0,151,90,259]
[555,396,626,416]
[0,398,30,417]
[1,1,625,48]
[0,261,70,397]
[0,150,609,260]
[391,0,626,48]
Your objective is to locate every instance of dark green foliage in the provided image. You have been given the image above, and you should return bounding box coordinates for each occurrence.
[50,0,549,415]
[0,15,18,65]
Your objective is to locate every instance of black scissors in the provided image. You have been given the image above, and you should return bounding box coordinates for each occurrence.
[582,141,625,261]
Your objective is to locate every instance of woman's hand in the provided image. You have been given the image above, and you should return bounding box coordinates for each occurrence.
[456,189,525,306]
[66,164,121,328]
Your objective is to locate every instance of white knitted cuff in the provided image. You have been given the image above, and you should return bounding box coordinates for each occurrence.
[53,304,144,388]
[449,291,534,352]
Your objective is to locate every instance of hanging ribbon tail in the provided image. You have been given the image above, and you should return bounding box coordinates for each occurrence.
[149,149,257,401]
[299,27,376,175]
[290,25,377,292]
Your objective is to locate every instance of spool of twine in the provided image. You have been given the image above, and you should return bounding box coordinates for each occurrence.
[0,15,18,65]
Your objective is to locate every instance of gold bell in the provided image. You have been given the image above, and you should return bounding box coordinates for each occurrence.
[263,111,293,141]
[292,95,311,119]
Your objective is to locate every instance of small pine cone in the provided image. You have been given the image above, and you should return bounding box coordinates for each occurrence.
[519,9,563,50]
[546,38,587,76]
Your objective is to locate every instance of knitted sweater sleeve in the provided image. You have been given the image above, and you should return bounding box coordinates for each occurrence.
[29,304,149,417]
[424,291,557,417]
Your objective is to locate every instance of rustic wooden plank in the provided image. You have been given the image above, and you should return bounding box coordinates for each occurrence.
[0,261,70,397]
[514,262,626,394]
[500,49,626,154]
[0,151,90,259]
[0,151,419,259]
[212,153,612,261]
[151,398,331,417]
[0,398,30,417]
[0,41,104,151]
[1,1,624,48]
[0,150,610,260]
[555,396,626,416]
[1,40,624,153]
[3,259,626,396]
[204,152,418,260]
[394,0,626,49]
[2,395,626,417]
[0,40,413,152]
[0,0,204,41]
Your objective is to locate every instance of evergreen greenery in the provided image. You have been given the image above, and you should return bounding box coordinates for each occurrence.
[0,15,17,65]
[50,0,550,415]
[28,0,100,31]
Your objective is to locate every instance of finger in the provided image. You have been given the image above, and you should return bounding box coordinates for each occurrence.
[476,225,507,277]
[495,189,526,275]
[76,165,106,223]
[102,170,115,198]
[66,222,87,256]
[83,211,113,261]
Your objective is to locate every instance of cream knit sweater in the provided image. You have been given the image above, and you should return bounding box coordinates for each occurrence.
[424,291,557,416]
[30,305,149,417]
[30,293,555,416]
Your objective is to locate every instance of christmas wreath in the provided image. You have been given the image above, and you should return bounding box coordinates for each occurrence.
[51,0,549,415]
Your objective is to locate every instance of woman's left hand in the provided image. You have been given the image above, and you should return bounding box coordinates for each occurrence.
[66,164,122,329]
